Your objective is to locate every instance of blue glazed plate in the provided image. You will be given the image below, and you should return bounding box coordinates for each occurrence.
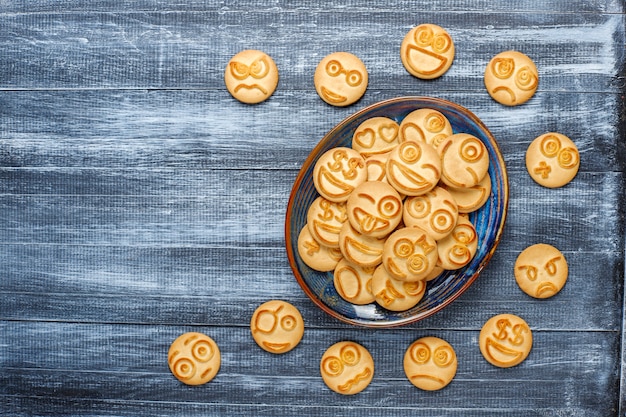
[285,97,509,327]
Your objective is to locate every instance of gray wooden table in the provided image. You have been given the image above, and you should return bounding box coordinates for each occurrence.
[1,1,625,416]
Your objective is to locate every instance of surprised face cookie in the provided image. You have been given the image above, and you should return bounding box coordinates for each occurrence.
[400,24,455,79]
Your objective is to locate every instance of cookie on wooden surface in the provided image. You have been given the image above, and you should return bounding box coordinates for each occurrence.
[314,52,368,107]
[320,341,374,395]
[525,132,580,188]
[479,313,532,368]
[484,50,538,106]
[514,243,568,299]
[168,332,221,385]
[224,49,279,104]
[400,24,455,79]
[250,300,304,354]
[404,336,457,390]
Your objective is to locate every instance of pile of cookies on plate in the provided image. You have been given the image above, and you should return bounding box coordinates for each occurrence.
[297,108,490,312]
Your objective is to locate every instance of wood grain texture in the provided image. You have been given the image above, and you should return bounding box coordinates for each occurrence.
[0,1,624,416]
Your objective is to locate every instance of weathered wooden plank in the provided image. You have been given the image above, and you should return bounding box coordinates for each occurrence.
[0,11,622,92]
[0,90,621,172]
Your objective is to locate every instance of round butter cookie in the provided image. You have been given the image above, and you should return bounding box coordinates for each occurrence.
[314,52,368,107]
[386,140,441,196]
[250,300,304,354]
[352,117,400,158]
[333,258,376,305]
[297,225,342,272]
[400,24,455,79]
[338,222,386,268]
[438,133,489,189]
[346,181,403,238]
[224,49,278,104]
[404,336,457,391]
[440,173,491,213]
[372,264,426,311]
[168,332,221,385]
[313,147,368,203]
[525,132,579,188]
[479,314,532,368]
[403,186,459,241]
[382,226,438,282]
[436,215,478,270]
[307,197,347,249]
[514,243,568,299]
[399,108,453,148]
[320,341,374,395]
[484,50,538,106]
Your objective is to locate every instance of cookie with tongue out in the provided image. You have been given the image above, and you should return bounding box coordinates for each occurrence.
[346,181,403,238]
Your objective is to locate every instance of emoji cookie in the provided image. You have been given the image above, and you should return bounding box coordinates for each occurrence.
[438,133,489,189]
[346,181,403,238]
[386,140,441,196]
[168,332,221,385]
[436,215,478,270]
[514,243,568,299]
[484,50,538,106]
[307,197,347,248]
[251,300,304,354]
[440,173,491,213]
[334,258,376,305]
[382,226,438,282]
[399,108,453,148]
[313,147,368,203]
[314,52,368,107]
[400,24,455,79]
[365,152,391,183]
[525,132,580,188]
[372,264,426,311]
[297,225,343,272]
[404,336,457,391]
[224,49,279,104]
[479,313,532,368]
[320,341,374,395]
[338,222,385,268]
[403,186,459,241]
[352,117,400,158]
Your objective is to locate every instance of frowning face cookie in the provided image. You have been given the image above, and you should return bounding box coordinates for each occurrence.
[314,52,368,107]
[514,243,568,299]
[401,24,455,79]
[320,341,374,395]
[250,300,304,354]
[404,336,457,391]
[224,49,279,104]
[168,332,221,385]
[484,50,538,106]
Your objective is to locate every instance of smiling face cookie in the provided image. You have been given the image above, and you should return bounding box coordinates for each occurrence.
[168,332,221,385]
[352,117,400,158]
[438,133,489,189]
[399,108,453,148]
[514,243,568,299]
[346,181,403,238]
[320,341,374,395]
[479,314,532,368]
[314,52,368,107]
[313,147,368,203]
[404,337,457,391]
[224,49,279,104]
[401,24,455,79]
[386,140,441,196]
[484,50,538,106]
[251,300,304,354]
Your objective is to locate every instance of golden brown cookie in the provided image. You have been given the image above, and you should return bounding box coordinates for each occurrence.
[372,264,426,311]
[382,226,438,282]
[525,132,580,188]
[352,117,400,158]
[338,222,386,268]
[399,108,453,148]
[346,181,403,238]
[436,215,478,270]
[514,243,568,299]
[334,259,376,305]
[314,52,368,107]
[250,300,304,354]
[404,336,457,391]
[224,49,279,104]
[438,133,489,189]
[320,341,374,395]
[168,332,221,385]
[386,140,441,196]
[440,173,491,213]
[403,186,459,241]
[424,265,444,281]
[400,24,455,79]
[484,50,538,106]
[307,197,347,248]
[297,225,343,272]
[313,147,368,203]
[479,314,532,368]
[365,152,391,183]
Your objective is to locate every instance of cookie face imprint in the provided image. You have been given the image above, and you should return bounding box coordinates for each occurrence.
[401,24,455,79]
[403,336,457,391]
[313,147,368,203]
[333,258,376,305]
[438,133,489,189]
[525,132,580,188]
[386,140,442,196]
[382,226,438,282]
[372,264,426,311]
[403,186,459,241]
[440,173,491,213]
[168,332,221,385]
[436,215,478,270]
[314,52,368,107]
[514,243,568,299]
[297,225,343,272]
[484,50,538,106]
[352,117,400,158]
[338,222,386,268]
[479,314,532,368]
[399,108,453,148]
[307,197,347,249]
[346,181,403,238]
[250,300,305,354]
[320,341,374,395]
[224,49,279,104]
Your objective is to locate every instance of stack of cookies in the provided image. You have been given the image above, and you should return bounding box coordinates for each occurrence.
[297,108,491,312]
